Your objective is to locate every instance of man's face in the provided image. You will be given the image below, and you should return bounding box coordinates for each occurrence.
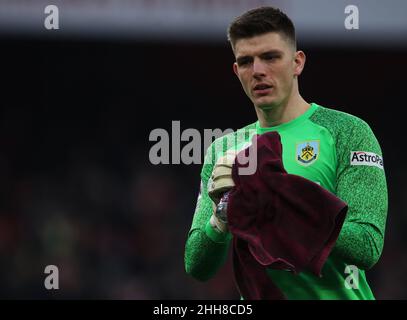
[233,32,304,110]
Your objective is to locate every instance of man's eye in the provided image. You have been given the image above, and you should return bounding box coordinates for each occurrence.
[264,55,277,60]
[237,58,252,67]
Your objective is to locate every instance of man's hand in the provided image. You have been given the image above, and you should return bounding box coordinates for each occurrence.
[207,150,237,204]
[208,151,237,233]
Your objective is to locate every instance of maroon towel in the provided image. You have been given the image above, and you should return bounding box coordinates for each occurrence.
[227,131,348,300]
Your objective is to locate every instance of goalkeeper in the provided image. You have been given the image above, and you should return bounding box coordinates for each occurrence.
[184,6,388,299]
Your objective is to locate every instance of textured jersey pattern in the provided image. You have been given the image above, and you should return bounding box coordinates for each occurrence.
[184,123,255,280]
[184,105,388,298]
[309,107,388,270]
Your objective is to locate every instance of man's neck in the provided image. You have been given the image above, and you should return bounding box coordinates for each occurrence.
[255,94,310,128]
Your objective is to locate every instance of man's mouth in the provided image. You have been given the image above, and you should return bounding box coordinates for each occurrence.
[253,83,273,94]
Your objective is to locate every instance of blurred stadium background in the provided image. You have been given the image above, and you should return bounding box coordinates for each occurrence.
[0,0,406,299]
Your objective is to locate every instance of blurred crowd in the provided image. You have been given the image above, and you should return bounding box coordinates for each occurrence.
[1,39,406,300]
[0,106,240,299]
[0,109,406,299]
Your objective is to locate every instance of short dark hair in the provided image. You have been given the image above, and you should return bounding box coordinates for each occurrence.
[227,6,296,50]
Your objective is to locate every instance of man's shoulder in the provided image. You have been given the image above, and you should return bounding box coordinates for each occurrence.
[211,122,257,148]
[311,103,371,134]
[204,122,257,162]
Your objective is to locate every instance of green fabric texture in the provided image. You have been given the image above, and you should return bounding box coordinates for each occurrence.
[184,103,388,299]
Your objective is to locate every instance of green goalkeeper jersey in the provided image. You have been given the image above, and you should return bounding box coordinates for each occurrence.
[184,103,388,300]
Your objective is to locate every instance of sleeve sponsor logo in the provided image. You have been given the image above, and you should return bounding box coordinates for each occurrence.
[350,151,383,169]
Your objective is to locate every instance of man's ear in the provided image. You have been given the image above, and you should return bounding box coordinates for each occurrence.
[293,50,306,76]
[233,62,239,77]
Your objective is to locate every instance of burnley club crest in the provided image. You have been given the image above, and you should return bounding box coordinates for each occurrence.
[296,141,319,166]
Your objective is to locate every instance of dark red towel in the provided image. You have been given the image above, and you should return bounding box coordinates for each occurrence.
[227,131,348,300]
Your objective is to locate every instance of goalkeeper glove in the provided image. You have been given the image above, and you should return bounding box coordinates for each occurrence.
[208,151,237,233]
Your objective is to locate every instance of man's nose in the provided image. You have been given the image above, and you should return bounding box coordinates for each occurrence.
[252,58,266,78]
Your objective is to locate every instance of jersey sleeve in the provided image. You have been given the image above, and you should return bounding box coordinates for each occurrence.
[184,141,232,281]
[333,118,388,270]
